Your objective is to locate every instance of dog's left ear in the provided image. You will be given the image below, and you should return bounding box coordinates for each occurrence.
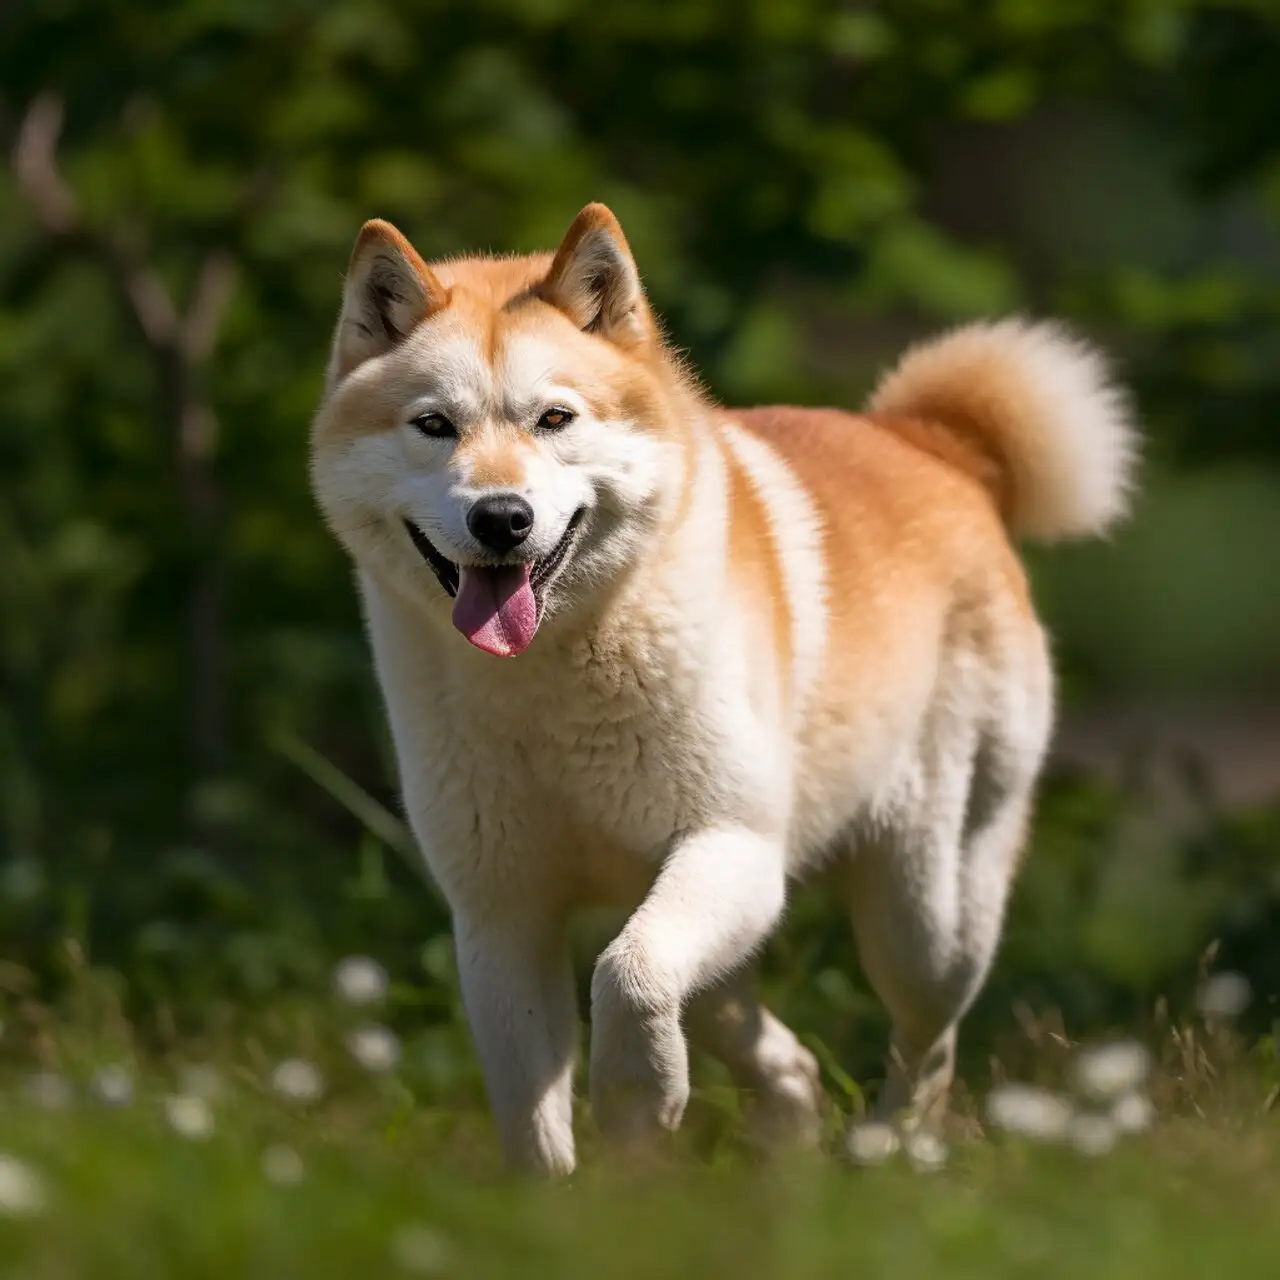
[540,204,649,347]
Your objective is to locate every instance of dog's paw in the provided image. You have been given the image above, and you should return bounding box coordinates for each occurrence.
[589,953,690,1149]
[745,1039,824,1150]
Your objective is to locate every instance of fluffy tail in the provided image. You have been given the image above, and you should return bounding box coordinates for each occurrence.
[866,319,1137,540]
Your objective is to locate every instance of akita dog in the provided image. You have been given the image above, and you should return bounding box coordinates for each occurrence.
[310,203,1136,1176]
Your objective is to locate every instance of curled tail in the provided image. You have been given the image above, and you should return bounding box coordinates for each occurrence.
[866,319,1138,540]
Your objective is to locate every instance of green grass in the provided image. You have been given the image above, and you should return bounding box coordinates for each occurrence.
[2,986,1280,1279]
[4,1088,1280,1278]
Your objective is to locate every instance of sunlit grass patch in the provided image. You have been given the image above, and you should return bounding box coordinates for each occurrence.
[1,956,1278,1276]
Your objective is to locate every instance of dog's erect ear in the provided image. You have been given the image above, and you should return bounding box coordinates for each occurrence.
[329,220,448,383]
[540,204,648,347]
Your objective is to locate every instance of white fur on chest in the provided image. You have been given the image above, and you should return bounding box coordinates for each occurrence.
[359,558,788,910]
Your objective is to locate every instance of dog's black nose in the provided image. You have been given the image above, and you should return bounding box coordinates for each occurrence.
[467,493,534,555]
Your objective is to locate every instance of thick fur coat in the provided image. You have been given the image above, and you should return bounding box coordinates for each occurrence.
[310,204,1137,1175]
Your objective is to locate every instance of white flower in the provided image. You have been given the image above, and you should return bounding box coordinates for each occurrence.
[261,1144,305,1186]
[333,956,389,1007]
[1070,1041,1152,1103]
[1111,1092,1156,1134]
[0,1154,46,1217]
[25,1072,73,1110]
[1195,972,1251,1021]
[846,1122,900,1166]
[904,1130,948,1172]
[391,1224,452,1274]
[271,1059,324,1104]
[164,1095,214,1141]
[90,1065,134,1107]
[347,1024,402,1074]
[1068,1112,1118,1157]
[178,1064,225,1101]
[984,1084,1074,1142]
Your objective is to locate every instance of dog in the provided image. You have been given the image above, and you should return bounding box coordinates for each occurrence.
[310,203,1136,1176]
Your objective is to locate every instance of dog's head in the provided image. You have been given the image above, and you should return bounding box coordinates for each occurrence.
[310,204,685,657]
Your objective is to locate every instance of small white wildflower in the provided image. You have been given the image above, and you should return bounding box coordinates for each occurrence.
[347,1024,402,1074]
[271,1058,324,1104]
[0,1154,47,1217]
[904,1130,948,1172]
[25,1072,73,1110]
[984,1084,1074,1142]
[261,1144,305,1187]
[391,1224,452,1274]
[334,955,389,1007]
[1110,1092,1156,1134]
[90,1065,134,1108]
[164,1095,214,1141]
[1068,1112,1118,1157]
[1070,1041,1152,1103]
[846,1122,901,1166]
[178,1064,225,1101]
[1196,971,1252,1021]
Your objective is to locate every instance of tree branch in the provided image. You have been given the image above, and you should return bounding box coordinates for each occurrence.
[182,249,238,363]
[14,92,182,346]
[12,91,79,234]
[12,89,240,775]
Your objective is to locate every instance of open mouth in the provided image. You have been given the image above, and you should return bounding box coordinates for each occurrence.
[403,521,460,597]
[402,508,586,657]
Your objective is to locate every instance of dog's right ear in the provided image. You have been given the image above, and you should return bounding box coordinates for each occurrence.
[328,220,448,384]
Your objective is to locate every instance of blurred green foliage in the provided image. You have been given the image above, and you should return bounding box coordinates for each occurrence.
[1,0,1279,1072]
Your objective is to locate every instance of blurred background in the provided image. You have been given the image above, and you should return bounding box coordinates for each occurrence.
[2,0,1279,1097]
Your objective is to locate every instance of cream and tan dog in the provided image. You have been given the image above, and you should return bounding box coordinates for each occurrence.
[310,204,1136,1175]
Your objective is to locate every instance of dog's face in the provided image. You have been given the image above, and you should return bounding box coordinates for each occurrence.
[310,205,681,657]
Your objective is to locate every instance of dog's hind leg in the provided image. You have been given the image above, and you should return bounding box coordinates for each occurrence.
[846,738,1033,1134]
[685,966,824,1148]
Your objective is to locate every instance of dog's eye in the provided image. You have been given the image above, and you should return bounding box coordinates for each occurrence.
[538,406,575,431]
[410,412,455,438]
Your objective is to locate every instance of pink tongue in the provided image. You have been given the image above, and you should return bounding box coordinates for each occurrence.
[451,564,539,657]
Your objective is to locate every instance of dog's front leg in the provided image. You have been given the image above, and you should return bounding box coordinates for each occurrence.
[589,825,787,1150]
[453,912,578,1177]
